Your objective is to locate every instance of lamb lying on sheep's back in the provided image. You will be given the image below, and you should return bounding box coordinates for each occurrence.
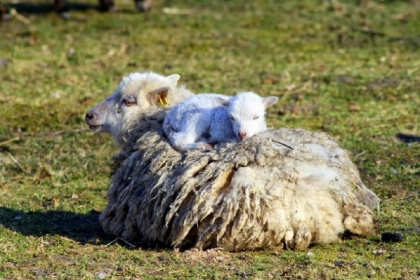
[100,110,380,251]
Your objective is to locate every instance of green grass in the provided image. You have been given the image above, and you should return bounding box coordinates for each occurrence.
[1,0,419,279]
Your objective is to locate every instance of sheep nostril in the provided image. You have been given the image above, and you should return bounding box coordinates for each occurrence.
[85,112,93,121]
[239,132,247,139]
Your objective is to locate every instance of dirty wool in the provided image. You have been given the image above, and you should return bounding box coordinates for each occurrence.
[100,111,379,251]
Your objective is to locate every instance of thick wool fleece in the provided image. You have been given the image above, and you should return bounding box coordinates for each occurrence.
[100,112,379,251]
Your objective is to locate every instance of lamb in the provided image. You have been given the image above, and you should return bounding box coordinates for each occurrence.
[162,93,230,151]
[209,91,278,144]
[85,71,193,146]
[163,91,278,151]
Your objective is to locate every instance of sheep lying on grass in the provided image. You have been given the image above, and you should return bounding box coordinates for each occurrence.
[209,91,278,144]
[163,91,279,151]
[86,72,379,251]
[85,71,193,146]
[95,108,379,251]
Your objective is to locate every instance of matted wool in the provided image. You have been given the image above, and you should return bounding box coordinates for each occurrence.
[100,111,379,251]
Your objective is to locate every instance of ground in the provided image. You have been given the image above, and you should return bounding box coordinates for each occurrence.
[0,0,419,279]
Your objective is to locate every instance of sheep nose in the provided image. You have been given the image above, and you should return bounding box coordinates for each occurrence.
[239,132,247,139]
[85,112,94,121]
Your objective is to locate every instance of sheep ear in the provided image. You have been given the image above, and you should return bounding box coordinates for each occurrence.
[263,96,279,108]
[147,87,170,107]
[167,74,180,86]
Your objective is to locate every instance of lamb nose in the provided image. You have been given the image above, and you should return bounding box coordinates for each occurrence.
[239,132,247,139]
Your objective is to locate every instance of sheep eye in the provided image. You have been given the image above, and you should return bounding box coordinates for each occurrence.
[122,96,137,106]
[229,115,235,121]
[253,116,260,120]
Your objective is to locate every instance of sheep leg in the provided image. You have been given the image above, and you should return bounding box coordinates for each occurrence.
[294,227,312,250]
[54,0,69,15]
[133,0,154,11]
[98,0,115,11]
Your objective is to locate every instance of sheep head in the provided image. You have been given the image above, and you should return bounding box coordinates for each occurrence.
[85,72,181,146]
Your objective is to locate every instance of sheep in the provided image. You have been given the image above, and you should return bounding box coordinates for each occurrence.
[163,91,278,151]
[85,71,193,146]
[97,109,380,251]
[85,73,380,251]
[209,91,278,144]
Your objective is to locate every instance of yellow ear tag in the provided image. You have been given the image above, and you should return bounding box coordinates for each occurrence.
[158,96,169,107]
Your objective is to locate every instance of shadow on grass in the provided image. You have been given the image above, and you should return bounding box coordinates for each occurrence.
[396,133,420,144]
[0,207,112,244]
[3,2,95,15]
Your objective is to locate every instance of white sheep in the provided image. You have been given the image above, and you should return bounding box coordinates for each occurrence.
[163,91,278,151]
[85,71,193,146]
[86,75,380,251]
[209,91,278,144]
[98,112,380,251]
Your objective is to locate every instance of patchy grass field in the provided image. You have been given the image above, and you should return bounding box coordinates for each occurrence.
[0,0,419,279]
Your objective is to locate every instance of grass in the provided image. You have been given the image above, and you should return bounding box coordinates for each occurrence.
[1,0,419,279]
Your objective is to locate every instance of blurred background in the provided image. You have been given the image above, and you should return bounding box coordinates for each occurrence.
[0,0,419,279]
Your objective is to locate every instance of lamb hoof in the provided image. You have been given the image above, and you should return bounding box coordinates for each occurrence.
[194,143,212,151]
[201,144,213,151]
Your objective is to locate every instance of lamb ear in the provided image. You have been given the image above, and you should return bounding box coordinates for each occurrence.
[217,97,230,107]
[263,96,279,108]
[147,87,170,107]
[167,74,180,86]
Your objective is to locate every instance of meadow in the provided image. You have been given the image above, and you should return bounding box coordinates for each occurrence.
[0,0,419,279]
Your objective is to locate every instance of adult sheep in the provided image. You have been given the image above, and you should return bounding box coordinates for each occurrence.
[86,71,193,146]
[87,73,380,251]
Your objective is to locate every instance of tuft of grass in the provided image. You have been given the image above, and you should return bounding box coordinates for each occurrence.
[1,0,419,279]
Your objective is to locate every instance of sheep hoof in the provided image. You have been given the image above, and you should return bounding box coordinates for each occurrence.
[59,11,71,19]
[135,0,154,12]
[294,228,312,250]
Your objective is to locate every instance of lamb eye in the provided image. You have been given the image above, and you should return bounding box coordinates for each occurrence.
[253,116,260,120]
[229,115,235,120]
[122,97,137,106]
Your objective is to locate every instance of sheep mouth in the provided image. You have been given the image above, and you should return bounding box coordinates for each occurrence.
[88,125,103,131]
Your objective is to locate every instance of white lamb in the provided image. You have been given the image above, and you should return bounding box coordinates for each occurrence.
[163,91,278,151]
[162,93,230,151]
[209,92,278,144]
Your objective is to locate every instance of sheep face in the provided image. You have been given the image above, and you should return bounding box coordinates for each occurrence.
[85,72,180,145]
[228,92,278,141]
